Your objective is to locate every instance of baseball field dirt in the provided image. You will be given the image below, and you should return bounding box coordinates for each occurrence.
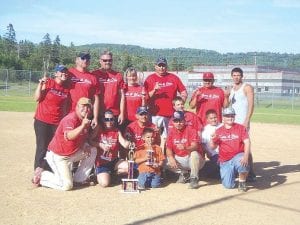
[0,111,299,225]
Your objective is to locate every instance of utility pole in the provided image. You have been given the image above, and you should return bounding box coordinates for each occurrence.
[254,53,259,106]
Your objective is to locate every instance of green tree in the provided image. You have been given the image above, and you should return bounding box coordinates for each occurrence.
[52,35,61,64]
[3,23,17,56]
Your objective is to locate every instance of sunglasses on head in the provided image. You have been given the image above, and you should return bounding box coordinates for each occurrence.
[104,117,114,122]
[80,56,91,61]
[102,59,112,63]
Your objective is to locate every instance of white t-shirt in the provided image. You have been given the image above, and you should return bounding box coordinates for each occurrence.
[201,123,222,158]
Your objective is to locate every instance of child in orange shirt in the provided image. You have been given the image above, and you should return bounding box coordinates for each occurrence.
[134,127,165,189]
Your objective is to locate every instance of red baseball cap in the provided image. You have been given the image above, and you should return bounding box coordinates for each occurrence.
[203,72,214,80]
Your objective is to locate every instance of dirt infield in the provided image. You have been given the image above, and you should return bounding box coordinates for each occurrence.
[0,111,299,225]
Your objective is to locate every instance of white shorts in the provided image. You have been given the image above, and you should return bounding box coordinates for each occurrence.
[151,115,170,138]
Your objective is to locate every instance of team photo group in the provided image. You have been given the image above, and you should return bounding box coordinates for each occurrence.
[32,50,256,192]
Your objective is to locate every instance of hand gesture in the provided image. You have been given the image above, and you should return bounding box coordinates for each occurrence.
[82,114,91,129]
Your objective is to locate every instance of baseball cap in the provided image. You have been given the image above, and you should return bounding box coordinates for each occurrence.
[136,106,148,115]
[173,111,185,120]
[77,97,92,106]
[222,107,236,116]
[54,65,67,72]
[77,52,91,60]
[203,72,214,80]
[156,57,167,65]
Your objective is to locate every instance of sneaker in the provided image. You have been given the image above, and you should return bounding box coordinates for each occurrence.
[238,181,247,192]
[176,173,189,184]
[246,172,257,182]
[188,177,199,189]
[32,167,43,187]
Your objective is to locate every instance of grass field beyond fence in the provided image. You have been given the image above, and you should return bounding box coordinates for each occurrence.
[1,96,300,125]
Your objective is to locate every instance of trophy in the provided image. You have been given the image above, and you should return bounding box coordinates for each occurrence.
[145,147,154,166]
[100,136,112,161]
[121,142,139,193]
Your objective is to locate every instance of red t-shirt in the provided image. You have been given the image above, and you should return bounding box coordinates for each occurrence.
[48,112,89,156]
[144,73,186,117]
[34,78,70,125]
[190,86,225,125]
[125,120,160,147]
[95,128,120,166]
[168,110,202,132]
[92,69,125,115]
[167,126,202,157]
[68,68,100,111]
[213,123,249,162]
[124,84,148,121]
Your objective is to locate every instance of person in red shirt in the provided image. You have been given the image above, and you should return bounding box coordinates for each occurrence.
[123,67,148,126]
[38,97,97,191]
[91,110,130,188]
[125,106,160,149]
[166,111,205,189]
[68,52,100,129]
[144,57,187,150]
[134,128,165,189]
[32,65,71,186]
[189,72,229,126]
[168,96,202,137]
[210,107,250,192]
[92,51,126,126]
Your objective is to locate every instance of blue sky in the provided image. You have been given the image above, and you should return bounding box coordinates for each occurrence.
[1,0,300,53]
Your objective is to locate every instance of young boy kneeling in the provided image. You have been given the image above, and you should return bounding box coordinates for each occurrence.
[134,128,165,189]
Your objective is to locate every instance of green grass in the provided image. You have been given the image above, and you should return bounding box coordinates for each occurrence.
[0,96,36,112]
[252,107,300,125]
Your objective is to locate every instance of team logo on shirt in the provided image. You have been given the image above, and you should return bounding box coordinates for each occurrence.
[201,93,221,99]
[173,138,187,144]
[125,92,142,97]
[157,82,173,88]
[71,77,92,84]
[49,88,68,98]
[98,77,117,83]
[219,134,239,141]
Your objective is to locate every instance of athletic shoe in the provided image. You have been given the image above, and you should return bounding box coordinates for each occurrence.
[176,172,189,184]
[32,167,43,187]
[238,181,247,192]
[246,172,257,182]
[188,177,199,189]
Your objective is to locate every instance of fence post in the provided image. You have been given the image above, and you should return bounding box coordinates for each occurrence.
[28,70,32,96]
[5,69,8,96]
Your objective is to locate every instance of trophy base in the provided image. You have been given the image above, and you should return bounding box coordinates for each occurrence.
[121,178,140,193]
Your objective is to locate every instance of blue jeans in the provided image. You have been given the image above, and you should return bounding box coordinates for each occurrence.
[138,172,161,188]
[220,152,249,189]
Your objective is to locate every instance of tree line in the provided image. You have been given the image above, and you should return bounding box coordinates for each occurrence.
[1,23,300,73]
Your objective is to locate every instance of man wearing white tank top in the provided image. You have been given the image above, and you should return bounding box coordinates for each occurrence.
[229,67,254,130]
[229,67,256,182]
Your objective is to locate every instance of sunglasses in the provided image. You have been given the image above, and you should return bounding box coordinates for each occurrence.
[80,56,91,61]
[102,59,112,62]
[203,79,213,82]
[173,119,184,123]
[157,64,166,67]
[104,117,114,122]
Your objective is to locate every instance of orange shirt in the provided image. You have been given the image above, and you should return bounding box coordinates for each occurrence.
[134,144,165,174]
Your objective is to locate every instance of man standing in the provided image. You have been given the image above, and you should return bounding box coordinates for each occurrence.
[189,72,229,126]
[39,97,97,191]
[229,67,254,130]
[92,51,126,126]
[229,67,255,181]
[144,57,187,150]
[166,111,205,189]
[68,52,100,128]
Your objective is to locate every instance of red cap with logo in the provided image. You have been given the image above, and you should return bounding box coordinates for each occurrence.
[203,72,214,80]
